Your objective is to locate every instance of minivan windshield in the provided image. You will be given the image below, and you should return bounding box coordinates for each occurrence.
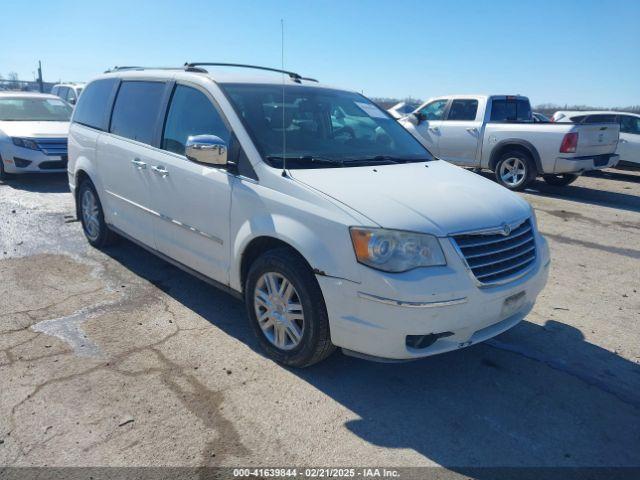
[221,84,433,168]
[0,97,72,121]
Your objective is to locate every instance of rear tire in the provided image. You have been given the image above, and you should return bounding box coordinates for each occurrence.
[494,151,537,191]
[244,248,335,367]
[543,173,579,186]
[78,179,117,248]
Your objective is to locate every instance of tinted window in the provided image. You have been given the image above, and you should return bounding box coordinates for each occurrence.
[490,99,532,122]
[569,115,587,123]
[73,78,118,130]
[57,87,69,100]
[447,99,478,121]
[66,89,76,103]
[584,114,617,124]
[51,86,59,96]
[620,115,640,135]
[110,81,166,145]
[162,85,230,155]
[417,100,448,121]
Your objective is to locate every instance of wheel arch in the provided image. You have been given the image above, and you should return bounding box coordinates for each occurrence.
[489,139,542,175]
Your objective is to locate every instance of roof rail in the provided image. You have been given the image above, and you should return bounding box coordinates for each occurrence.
[183,62,318,83]
[103,66,183,74]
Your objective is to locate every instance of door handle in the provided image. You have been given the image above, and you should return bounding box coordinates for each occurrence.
[151,165,169,177]
[131,158,147,169]
[466,127,478,133]
[428,127,439,133]
[619,139,628,144]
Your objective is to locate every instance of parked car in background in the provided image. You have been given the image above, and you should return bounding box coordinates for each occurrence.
[387,101,420,119]
[552,111,640,168]
[0,92,72,179]
[51,83,86,105]
[532,112,550,123]
[67,64,549,367]
[399,95,620,190]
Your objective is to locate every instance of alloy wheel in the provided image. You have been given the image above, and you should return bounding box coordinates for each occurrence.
[81,189,101,241]
[253,272,305,351]
[499,157,527,188]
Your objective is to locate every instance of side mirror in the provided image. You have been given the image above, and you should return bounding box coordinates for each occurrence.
[68,98,76,105]
[413,112,426,125]
[185,135,228,166]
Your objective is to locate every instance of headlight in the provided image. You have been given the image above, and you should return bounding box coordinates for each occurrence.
[349,227,446,272]
[12,137,39,150]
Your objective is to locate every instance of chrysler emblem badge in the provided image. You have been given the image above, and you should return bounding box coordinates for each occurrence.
[501,223,511,236]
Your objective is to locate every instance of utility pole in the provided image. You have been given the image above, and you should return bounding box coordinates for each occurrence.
[37,61,43,93]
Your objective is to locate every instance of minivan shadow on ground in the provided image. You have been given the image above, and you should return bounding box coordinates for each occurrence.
[0,173,69,193]
[103,240,640,472]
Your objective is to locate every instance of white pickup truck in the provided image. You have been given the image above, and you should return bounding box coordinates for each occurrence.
[399,95,620,190]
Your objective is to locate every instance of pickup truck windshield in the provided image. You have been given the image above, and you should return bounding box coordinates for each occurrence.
[0,97,72,121]
[221,84,432,168]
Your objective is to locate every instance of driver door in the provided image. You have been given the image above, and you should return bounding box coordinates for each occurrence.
[411,99,449,156]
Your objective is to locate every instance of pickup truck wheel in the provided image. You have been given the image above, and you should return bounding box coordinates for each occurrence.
[245,248,335,368]
[543,174,579,186]
[495,152,536,191]
[78,179,117,248]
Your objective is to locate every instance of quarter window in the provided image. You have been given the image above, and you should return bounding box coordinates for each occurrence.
[417,100,448,121]
[162,85,230,155]
[110,81,166,145]
[620,115,640,135]
[447,99,478,121]
[72,78,118,130]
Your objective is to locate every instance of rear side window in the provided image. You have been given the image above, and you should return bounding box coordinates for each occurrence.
[447,99,478,121]
[162,85,230,155]
[73,78,118,130]
[569,115,587,123]
[584,114,617,124]
[490,98,532,122]
[620,115,640,135]
[110,81,166,145]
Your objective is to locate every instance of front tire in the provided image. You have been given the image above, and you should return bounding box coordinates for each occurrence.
[543,173,579,186]
[245,248,335,367]
[494,151,536,191]
[78,179,117,248]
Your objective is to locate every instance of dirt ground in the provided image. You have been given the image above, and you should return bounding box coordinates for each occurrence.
[0,169,639,472]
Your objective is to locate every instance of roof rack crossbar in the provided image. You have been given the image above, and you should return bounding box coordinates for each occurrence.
[183,62,318,83]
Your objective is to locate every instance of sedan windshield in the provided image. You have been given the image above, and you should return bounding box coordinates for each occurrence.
[221,84,433,168]
[0,97,72,121]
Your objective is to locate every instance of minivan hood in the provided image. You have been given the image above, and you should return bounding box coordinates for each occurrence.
[290,160,532,236]
[0,121,69,138]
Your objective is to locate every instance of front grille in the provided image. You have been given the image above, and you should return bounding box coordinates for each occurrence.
[34,138,67,156]
[453,219,536,285]
[39,159,67,170]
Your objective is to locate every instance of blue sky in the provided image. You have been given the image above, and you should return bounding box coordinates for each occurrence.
[1,0,638,106]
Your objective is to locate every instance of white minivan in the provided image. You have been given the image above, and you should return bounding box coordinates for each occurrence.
[68,64,550,367]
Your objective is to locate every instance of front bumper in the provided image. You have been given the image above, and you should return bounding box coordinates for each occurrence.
[1,145,67,174]
[317,233,550,360]
[553,153,619,174]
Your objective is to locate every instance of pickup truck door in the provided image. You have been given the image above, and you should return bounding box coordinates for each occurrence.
[411,99,448,156]
[146,83,232,284]
[436,98,482,166]
[618,115,640,166]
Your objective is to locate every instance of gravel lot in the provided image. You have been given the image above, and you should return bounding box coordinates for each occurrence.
[0,169,639,472]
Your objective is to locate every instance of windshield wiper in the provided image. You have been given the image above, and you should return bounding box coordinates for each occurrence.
[344,155,432,165]
[266,155,344,167]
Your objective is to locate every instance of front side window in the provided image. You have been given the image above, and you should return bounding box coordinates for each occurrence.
[110,81,166,145]
[417,100,448,121]
[73,78,118,130]
[620,115,640,135]
[0,96,72,121]
[221,84,432,168]
[490,98,532,122]
[447,99,478,121]
[162,85,230,155]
